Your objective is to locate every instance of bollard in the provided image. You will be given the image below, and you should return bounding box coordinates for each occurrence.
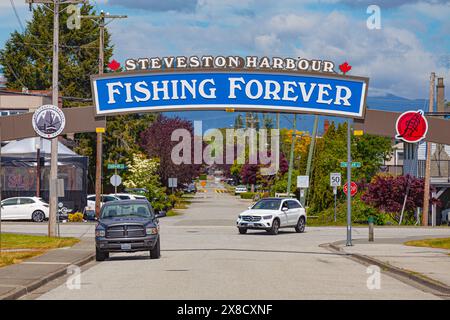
[368,216,374,242]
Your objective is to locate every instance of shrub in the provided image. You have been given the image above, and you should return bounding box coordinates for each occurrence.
[68,212,84,222]
[240,192,256,199]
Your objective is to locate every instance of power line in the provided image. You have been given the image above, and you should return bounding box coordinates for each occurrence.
[10,0,25,32]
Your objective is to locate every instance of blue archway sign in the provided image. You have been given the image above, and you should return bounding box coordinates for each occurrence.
[91,69,369,119]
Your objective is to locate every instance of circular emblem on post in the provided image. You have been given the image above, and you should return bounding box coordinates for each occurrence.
[32,104,66,139]
[395,110,428,143]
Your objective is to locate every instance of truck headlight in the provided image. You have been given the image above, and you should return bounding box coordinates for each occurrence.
[95,229,105,237]
[146,227,158,235]
[263,215,272,220]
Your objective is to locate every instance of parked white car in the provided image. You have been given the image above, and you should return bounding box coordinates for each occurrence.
[86,194,120,210]
[236,198,306,235]
[109,193,148,201]
[234,185,248,196]
[0,197,49,222]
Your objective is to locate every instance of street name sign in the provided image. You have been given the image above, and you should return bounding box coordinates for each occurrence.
[107,163,127,170]
[340,162,361,168]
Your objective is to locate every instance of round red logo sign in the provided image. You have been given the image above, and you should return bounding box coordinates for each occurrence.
[395,110,428,143]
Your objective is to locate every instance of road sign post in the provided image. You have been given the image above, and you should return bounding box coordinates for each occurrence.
[330,173,341,223]
[333,186,337,222]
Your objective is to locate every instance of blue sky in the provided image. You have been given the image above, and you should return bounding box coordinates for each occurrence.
[0,0,449,99]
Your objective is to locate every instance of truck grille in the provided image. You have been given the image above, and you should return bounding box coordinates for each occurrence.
[106,224,145,238]
[241,216,261,222]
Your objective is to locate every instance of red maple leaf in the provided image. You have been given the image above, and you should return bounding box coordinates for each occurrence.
[339,62,352,75]
[108,59,120,71]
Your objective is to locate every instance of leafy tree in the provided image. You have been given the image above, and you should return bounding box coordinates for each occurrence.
[361,174,438,222]
[123,153,168,211]
[140,115,202,187]
[308,122,393,214]
[234,114,244,129]
[240,164,259,191]
[102,114,156,191]
[0,3,112,102]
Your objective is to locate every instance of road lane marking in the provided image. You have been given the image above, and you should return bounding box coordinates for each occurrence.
[22,262,72,265]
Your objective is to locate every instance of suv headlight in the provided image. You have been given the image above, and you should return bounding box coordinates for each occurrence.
[95,229,105,237]
[237,215,242,219]
[146,227,158,235]
[263,215,273,220]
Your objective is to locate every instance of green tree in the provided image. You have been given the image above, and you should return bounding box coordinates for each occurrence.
[308,122,392,215]
[123,153,168,211]
[0,3,112,102]
[102,114,156,191]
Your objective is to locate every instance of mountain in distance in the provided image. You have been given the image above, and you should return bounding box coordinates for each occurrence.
[162,94,430,135]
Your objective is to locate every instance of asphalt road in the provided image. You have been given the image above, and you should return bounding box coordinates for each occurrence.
[7,181,450,299]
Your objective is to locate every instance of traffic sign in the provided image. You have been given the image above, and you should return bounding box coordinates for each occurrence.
[340,162,361,168]
[107,163,126,170]
[110,174,122,187]
[343,181,357,197]
[297,175,309,188]
[330,172,341,187]
[168,178,178,188]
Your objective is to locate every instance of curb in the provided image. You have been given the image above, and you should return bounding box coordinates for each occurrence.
[322,242,450,297]
[0,252,95,300]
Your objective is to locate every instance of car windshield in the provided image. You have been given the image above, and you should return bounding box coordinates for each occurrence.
[100,203,153,219]
[251,199,282,210]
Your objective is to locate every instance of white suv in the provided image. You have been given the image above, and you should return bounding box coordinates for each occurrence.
[236,198,306,235]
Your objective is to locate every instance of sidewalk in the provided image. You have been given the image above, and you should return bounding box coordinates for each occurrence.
[0,239,94,300]
[329,236,450,295]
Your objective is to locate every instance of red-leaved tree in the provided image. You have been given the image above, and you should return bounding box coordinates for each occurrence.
[140,115,203,187]
[361,174,439,222]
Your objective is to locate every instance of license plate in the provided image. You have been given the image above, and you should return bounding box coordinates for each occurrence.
[121,243,132,250]
[247,223,254,227]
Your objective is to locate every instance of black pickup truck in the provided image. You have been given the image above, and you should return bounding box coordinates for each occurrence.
[95,200,162,261]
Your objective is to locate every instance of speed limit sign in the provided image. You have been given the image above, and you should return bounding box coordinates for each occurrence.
[330,173,341,187]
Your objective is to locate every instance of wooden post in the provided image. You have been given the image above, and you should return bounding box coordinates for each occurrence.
[422,72,435,226]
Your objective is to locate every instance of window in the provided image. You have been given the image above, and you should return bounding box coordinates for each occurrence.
[100,203,153,219]
[19,198,35,205]
[2,198,18,206]
[252,199,282,210]
[117,195,131,200]
[288,200,301,209]
[87,196,95,201]
[103,196,118,202]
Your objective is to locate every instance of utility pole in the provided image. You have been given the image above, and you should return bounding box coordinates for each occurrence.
[422,72,435,227]
[80,11,127,218]
[303,115,319,206]
[35,137,41,197]
[346,119,352,246]
[286,114,296,195]
[27,0,87,237]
